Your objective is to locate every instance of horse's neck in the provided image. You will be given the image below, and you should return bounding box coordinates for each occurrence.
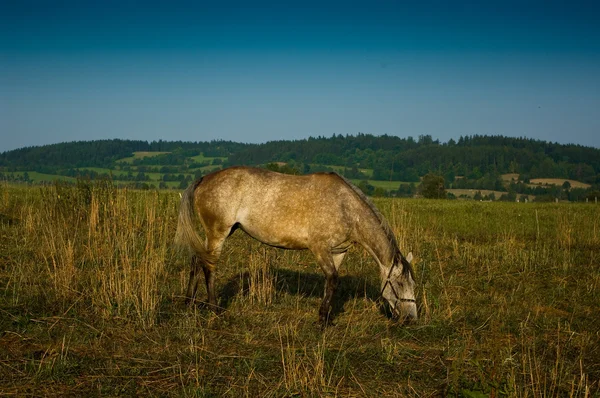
[355,210,397,270]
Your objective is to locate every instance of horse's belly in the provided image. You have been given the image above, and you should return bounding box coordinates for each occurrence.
[236,205,350,250]
[240,223,309,250]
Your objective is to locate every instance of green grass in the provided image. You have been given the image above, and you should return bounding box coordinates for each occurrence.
[1,183,599,396]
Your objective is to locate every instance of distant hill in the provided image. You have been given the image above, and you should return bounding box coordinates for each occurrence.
[1,134,599,201]
[0,139,251,171]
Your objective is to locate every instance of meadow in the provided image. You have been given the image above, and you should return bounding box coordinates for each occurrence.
[0,181,599,397]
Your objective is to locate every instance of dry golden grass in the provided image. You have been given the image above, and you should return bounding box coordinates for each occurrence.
[1,181,599,396]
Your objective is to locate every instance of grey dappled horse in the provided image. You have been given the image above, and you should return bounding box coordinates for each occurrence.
[175,166,417,324]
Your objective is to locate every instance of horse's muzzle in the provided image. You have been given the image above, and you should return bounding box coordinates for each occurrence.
[396,302,418,324]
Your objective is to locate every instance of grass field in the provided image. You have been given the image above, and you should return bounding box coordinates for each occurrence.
[1,182,599,396]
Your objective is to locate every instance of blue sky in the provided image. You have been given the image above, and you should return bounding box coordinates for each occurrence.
[1,0,599,152]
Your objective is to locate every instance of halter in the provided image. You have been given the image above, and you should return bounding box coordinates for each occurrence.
[380,257,416,303]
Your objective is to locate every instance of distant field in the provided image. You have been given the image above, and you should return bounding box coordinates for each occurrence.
[352,179,414,191]
[499,174,591,189]
[501,173,520,182]
[117,151,171,163]
[448,188,532,201]
[4,161,591,200]
[76,167,115,174]
[529,178,591,189]
[449,188,505,198]
[190,154,227,164]
[325,165,374,178]
[194,165,222,173]
[11,171,76,183]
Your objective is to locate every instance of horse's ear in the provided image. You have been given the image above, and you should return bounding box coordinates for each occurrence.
[406,252,413,263]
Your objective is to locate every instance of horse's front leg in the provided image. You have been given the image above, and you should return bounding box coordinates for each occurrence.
[319,270,339,325]
[313,249,339,325]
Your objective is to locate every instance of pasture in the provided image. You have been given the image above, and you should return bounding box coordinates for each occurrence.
[0,182,599,396]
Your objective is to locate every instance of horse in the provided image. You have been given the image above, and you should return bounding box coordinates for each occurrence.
[175,166,417,324]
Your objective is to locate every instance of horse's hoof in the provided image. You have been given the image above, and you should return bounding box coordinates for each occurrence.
[317,318,335,329]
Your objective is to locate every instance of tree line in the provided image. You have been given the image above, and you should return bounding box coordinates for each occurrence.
[0,139,249,171]
[1,134,599,200]
[227,134,600,185]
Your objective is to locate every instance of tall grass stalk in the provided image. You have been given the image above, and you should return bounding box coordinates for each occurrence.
[247,248,276,306]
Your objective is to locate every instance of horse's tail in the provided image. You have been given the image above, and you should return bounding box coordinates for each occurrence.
[174,179,217,264]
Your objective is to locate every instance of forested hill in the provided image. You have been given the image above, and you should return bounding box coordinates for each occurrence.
[228,134,600,183]
[0,139,252,172]
[1,134,599,185]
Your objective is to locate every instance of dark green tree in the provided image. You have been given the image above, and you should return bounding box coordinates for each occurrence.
[357,180,375,196]
[419,173,446,199]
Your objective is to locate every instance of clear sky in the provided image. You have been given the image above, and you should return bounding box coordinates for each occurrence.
[1,0,599,152]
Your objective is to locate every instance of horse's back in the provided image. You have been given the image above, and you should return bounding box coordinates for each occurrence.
[194,167,360,249]
[197,166,347,201]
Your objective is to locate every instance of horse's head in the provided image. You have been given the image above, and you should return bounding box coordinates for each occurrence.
[381,252,417,322]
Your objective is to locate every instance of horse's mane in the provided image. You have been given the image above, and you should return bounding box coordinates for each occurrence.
[334,173,407,271]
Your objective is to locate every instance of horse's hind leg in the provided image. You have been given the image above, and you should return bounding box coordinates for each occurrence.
[193,226,231,310]
[186,255,203,305]
[185,254,218,309]
[202,265,217,308]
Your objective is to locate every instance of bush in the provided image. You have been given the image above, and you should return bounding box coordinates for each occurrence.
[419,173,446,199]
